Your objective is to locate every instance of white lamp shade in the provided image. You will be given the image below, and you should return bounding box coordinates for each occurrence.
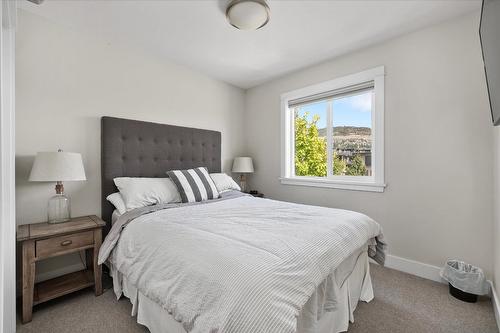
[232,157,254,173]
[29,151,86,182]
[226,0,270,30]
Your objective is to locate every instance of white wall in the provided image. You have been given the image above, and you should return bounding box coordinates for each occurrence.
[15,10,246,279]
[245,13,494,276]
[1,1,17,331]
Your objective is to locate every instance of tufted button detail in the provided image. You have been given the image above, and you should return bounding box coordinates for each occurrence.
[122,136,127,141]
[138,137,143,142]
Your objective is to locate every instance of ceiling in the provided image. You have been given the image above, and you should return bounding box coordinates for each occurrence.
[20,0,480,89]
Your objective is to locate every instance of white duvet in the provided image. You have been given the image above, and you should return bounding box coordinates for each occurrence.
[101,195,385,333]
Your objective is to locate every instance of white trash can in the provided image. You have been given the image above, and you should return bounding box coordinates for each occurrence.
[440,260,489,303]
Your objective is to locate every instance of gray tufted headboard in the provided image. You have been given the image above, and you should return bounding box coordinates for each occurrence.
[101,116,221,234]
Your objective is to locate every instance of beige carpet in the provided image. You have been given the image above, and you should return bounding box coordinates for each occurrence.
[17,265,498,333]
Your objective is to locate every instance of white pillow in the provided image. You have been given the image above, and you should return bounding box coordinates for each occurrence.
[106,192,127,215]
[114,177,181,211]
[210,173,241,193]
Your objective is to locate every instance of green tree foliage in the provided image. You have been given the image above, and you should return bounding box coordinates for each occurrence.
[346,154,367,176]
[333,153,346,175]
[294,111,327,177]
[294,112,366,177]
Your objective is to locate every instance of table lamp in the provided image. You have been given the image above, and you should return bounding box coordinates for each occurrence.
[29,150,86,223]
[232,157,254,193]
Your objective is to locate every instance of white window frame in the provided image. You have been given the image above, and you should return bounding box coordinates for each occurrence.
[280,66,385,192]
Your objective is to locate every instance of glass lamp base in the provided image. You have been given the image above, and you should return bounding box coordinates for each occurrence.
[48,194,71,224]
[239,174,248,193]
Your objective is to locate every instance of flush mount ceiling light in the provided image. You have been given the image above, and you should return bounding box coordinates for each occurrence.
[226,0,270,30]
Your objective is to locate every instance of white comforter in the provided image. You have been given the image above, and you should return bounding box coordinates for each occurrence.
[102,195,385,333]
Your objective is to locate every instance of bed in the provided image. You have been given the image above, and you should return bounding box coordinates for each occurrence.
[99,116,386,333]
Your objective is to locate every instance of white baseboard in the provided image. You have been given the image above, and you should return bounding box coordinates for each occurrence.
[372,254,445,283]
[489,281,500,332]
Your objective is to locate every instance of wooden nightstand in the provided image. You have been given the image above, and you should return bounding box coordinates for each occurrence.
[17,215,106,324]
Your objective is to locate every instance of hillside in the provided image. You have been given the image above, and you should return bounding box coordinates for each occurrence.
[318,126,371,137]
[317,126,371,150]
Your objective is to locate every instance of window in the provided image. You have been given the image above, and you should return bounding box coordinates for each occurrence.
[281,67,385,192]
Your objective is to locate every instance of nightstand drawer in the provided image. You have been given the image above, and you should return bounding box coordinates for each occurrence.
[36,231,94,259]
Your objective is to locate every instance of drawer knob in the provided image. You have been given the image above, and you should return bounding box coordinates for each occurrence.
[60,240,72,246]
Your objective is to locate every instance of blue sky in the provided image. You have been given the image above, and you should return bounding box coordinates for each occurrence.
[297,91,372,128]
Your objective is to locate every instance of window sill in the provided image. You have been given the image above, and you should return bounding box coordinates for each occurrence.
[279,177,386,193]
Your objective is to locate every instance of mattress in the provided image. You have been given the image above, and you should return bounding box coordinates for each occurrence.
[110,245,373,333]
[101,192,385,332]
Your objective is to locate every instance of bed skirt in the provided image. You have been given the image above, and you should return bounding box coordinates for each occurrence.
[109,249,373,333]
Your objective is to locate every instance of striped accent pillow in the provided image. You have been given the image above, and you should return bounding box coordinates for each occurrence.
[166,167,220,203]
